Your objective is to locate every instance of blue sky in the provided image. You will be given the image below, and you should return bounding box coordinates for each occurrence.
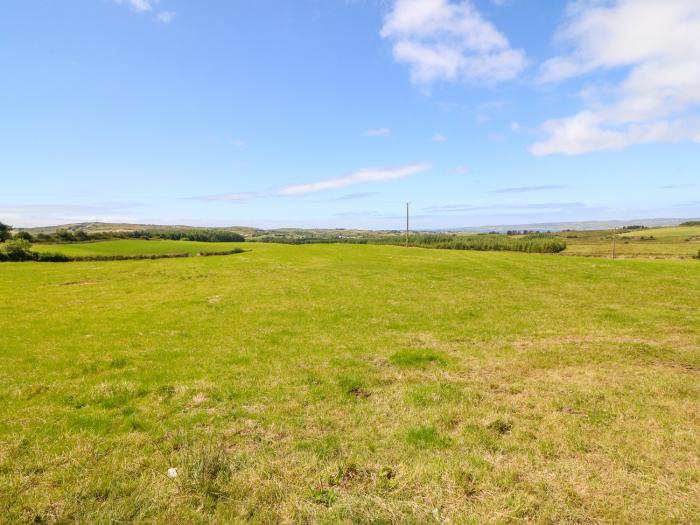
[1,0,699,229]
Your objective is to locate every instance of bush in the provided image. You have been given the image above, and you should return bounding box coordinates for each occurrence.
[35,252,71,262]
[0,221,11,242]
[0,239,36,261]
[13,231,34,242]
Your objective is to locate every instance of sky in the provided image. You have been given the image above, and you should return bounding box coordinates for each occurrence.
[1,0,699,229]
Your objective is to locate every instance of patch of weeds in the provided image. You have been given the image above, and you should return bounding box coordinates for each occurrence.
[69,413,113,434]
[487,417,513,435]
[329,462,368,486]
[454,469,480,497]
[376,466,398,492]
[157,384,176,400]
[463,423,498,451]
[310,487,337,507]
[409,382,461,406]
[337,374,370,398]
[17,384,48,400]
[108,357,128,369]
[390,349,447,369]
[179,442,232,504]
[92,381,142,409]
[406,425,450,449]
[299,435,341,459]
[63,394,87,409]
[585,408,616,425]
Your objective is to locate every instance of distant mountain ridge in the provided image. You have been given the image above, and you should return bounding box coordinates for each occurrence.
[449,218,699,233]
[14,217,700,236]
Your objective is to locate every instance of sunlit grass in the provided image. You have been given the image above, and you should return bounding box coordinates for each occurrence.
[1,243,699,523]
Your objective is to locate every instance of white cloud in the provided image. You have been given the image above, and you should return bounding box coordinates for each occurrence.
[433,133,448,142]
[381,0,526,85]
[532,0,700,155]
[195,163,431,201]
[277,164,431,195]
[157,11,176,24]
[510,121,520,131]
[231,139,246,148]
[365,128,391,137]
[114,0,158,12]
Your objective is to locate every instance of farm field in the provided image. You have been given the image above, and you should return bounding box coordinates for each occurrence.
[32,239,246,257]
[1,243,699,524]
[560,226,700,259]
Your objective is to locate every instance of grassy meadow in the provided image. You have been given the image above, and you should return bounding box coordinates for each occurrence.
[32,239,245,257]
[1,243,700,523]
[560,226,700,258]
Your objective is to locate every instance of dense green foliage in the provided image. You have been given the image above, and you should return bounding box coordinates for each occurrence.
[253,232,566,254]
[0,221,11,242]
[384,233,567,253]
[1,244,699,523]
[681,221,700,226]
[31,228,245,244]
[0,239,35,261]
[13,230,34,241]
[2,240,246,262]
[132,229,245,242]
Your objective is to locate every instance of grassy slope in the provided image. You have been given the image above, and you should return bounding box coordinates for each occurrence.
[620,226,700,239]
[1,244,699,524]
[32,239,246,257]
[562,228,700,258]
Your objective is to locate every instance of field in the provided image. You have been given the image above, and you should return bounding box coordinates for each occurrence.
[560,226,700,258]
[1,243,700,523]
[32,239,246,257]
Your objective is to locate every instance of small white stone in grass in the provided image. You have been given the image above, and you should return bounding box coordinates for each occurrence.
[167,468,178,478]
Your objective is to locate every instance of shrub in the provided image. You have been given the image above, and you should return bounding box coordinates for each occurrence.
[35,252,71,262]
[13,231,33,242]
[0,239,36,261]
[0,221,11,242]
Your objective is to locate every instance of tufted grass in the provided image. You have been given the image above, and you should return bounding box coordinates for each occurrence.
[1,243,699,523]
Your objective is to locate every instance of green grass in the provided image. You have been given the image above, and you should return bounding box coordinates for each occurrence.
[619,225,700,240]
[1,243,700,523]
[561,227,700,258]
[32,239,245,257]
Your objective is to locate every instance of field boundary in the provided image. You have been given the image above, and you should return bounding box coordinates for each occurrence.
[3,248,248,263]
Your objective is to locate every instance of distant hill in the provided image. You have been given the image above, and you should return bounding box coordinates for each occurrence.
[20,222,260,237]
[14,217,700,237]
[450,218,700,233]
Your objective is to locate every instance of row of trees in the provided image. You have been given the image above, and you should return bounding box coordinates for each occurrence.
[0,225,245,244]
[376,232,567,253]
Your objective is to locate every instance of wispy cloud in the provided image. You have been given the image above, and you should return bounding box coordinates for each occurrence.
[231,139,246,148]
[114,0,158,12]
[157,11,176,24]
[365,128,390,137]
[332,192,380,201]
[0,202,143,227]
[277,164,430,195]
[490,185,567,194]
[381,0,527,85]
[192,163,431,202]
[424,202,585,213]
[433,133,448,143]
[660,184,695,190]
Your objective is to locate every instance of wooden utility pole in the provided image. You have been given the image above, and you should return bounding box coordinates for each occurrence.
[405,202,410,247]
